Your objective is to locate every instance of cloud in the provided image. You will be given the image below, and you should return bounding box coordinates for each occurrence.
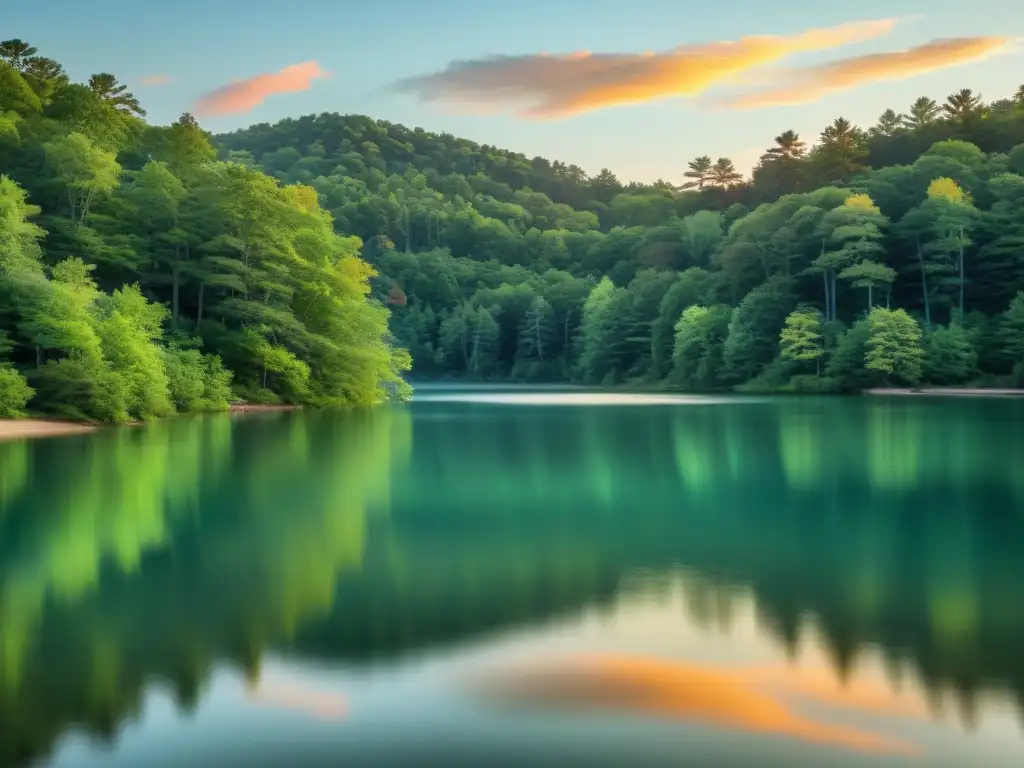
[390,19,898,119]
[140,74,172,87]
[195,61,328,117]
[721,36,1012,109]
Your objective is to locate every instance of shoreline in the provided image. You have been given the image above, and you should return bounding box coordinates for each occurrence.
[0,419,97,442]
[0,403,304,443]
[864,388,1024,398]
[228,403,303,414]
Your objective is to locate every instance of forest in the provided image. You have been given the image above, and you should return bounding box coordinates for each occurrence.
[3,37,1024,423]
[0,39,411,422]
[219,84,1024,392]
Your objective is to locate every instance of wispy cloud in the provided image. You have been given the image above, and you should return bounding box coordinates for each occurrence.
[389,19,898,119]
[195,61,328,117]
[721,36,1012,110]
[140,74,173,87]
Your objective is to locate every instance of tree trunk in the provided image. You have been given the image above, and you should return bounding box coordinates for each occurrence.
[958,227,965,324]
[197,282,205,326]
[822,271,830,322]
[171,263,180,330]
[916,236,931,327]
[867,283,873,312]
[404,207,411,253]
[828,270,837,323]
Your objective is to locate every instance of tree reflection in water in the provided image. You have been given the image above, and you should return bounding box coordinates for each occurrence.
[0,395,1021,766]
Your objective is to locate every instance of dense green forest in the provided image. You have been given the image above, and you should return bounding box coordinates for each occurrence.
[0,40,411,422]
[219,85,1024,391]
[3,37,1024,422]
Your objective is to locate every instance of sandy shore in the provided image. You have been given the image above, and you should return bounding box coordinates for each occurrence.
[865,388,1024,398]
[0,404,303,443]
[229,403,302,414]
[0,419,96,442]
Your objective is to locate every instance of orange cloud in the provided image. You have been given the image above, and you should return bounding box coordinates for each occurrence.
[140,74,172,87]
[390,19,898,119]
[195,61,328,117]
[468,654,925,756]
[722,36,1011,109]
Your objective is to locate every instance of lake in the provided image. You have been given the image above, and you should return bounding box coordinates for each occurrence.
[2,387,1024,767]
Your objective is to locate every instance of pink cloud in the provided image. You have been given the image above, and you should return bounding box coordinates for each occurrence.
[194,61,328,117]
[140,74,173,86]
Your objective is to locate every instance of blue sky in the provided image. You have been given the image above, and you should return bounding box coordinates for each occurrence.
[7,0,1024,184]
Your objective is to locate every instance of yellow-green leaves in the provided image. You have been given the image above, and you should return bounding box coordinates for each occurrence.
[42,132,120,224]
[926,177,970,204]
[779,310,824,364]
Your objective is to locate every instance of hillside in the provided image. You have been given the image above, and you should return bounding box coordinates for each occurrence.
[216,87,1024,389]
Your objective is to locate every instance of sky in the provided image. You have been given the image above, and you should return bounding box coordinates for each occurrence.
[7,0,1024,184]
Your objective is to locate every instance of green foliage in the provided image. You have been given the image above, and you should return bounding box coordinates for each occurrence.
[669,304,732,390]
[825,320,874,391]
[722,278,795,383]
[1001,292,1024,384]
[923,324,977,384]
[865,308,925,385]
[3,41,1024,410]
[0,365,33,417]
[779,310,824,368]
[0,44,412,423]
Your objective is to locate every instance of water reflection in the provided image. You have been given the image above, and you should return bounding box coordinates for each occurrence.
[469,653,925,756]
[0,394,1022,766]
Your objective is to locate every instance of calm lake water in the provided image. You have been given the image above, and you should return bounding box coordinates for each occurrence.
[2,387,1024,767]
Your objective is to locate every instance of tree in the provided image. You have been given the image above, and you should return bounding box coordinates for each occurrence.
[764,130,807,161]
[813,193,888,322]
[517,296,555,363]
[576,276,622,383]
[942,89,983,122]
[21,56,67,102]
[670,304,732,390]
[870,109,905,138]
[42,132,122,224]
[902,97,941,130]
[838,260,897,312]
[812,117,866,181]
[1000,292,1024,384]
[0,39,38,69]
[0,60,42,116]
[925,178,978,325]
[681,211,723,267]
[721,277,795,383]
[88,72,145,116]
[0,365,33,417]
[707,158,744,189]
[754,131,807,195]
[865,308,924,384]
[468,305,500,375]
[923,324,977,384]
[649,268,710,380]
[779,310,824,375]
[681,156,712,190]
